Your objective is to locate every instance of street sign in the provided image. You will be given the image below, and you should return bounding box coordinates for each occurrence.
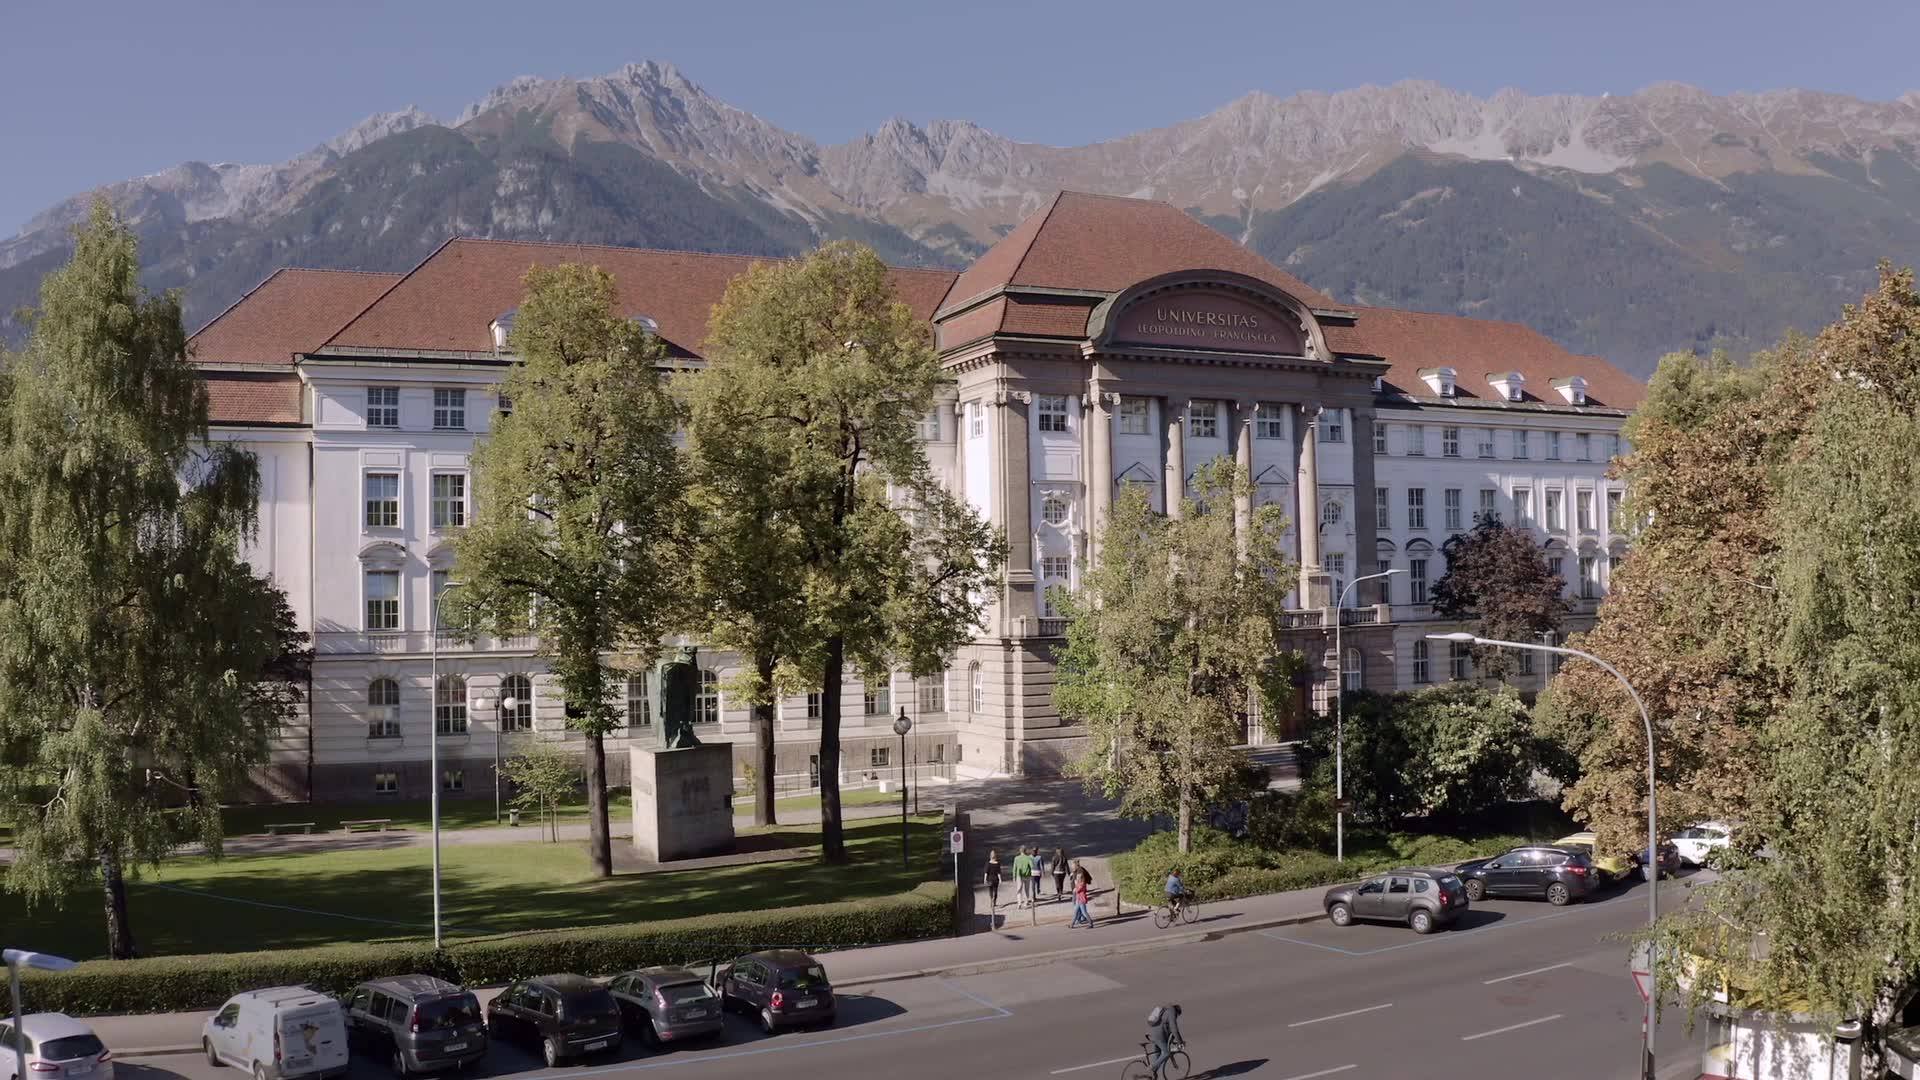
[950,829,964,854]
[1333,798,1354,812]
[1630,940,1653,1002]
[1632,968,1652,1002]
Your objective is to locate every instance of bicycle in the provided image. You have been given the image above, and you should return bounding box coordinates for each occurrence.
[1152,892,1199,929]
[1119,1039,1190,1080]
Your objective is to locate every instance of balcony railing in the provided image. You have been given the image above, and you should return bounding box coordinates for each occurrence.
[319,631,541,656]
[1280,604,1394,630]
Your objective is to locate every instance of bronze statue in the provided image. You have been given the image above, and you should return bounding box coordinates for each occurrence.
[655,645,702,749]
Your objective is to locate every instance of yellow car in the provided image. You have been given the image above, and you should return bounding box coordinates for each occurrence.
[1554,832,1631,884]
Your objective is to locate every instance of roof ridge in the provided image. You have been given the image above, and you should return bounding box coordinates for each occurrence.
[275,267,406,278]
[440,235,961,276]
[189,267,293,342]
[317,236,461,353]
[1005,191,1066,287]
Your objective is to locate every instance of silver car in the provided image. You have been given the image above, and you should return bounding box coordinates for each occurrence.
[0,1013,113,1080]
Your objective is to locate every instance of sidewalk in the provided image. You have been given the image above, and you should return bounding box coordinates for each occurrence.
[89,879,1330,1056]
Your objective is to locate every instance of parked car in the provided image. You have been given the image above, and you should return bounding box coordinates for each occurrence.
[1636,840,1682,880]
[1323,868,1468,934]
[608,968,723,1048]
[1455,845,1598,906]
[202,986,350,1080]
[1553,831,1633,884]
[0,1013,112,1080]
[343,975,486,1075]
[484,975,622,1068]
[1672,822,1734,867]
[716,950,835,1033]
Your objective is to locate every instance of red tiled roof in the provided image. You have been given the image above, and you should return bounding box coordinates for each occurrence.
[943,192,1338,314]
[1352,307,1644,411]
[204,372,302,426]
[323,239,959,357]
[190,269,400,365]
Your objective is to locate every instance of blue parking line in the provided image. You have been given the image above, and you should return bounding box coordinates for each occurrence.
[1260,905,1588,958]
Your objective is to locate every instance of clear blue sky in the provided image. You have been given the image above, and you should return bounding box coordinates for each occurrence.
[4,0,1916,234]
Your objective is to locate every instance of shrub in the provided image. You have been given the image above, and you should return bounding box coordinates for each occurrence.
[2,882,953,1016]
[1111,824,1529,905]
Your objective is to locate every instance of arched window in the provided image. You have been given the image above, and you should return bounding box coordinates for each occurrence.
[1321,499,1344,527]
[435,675,468,734]
[1041,495,1069,526]
[969,662,984,715]
[500,674,533,731]
[695,669,720,725]
[626,673,650,727]
[1342,647,1363,690]
[367,678,400,739]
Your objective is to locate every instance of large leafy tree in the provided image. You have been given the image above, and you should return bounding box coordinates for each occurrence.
[693,242,1002,862]
[451,263,686,879]
[1058,460,1298,853]
[0,204,306,958]
[1428,516,1570,678]
[1303,683,1539,825]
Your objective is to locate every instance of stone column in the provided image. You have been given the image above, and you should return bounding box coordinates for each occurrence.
[1086,382,1114,565]
[1233,400,1255,557]
[1350,407,1381,604]
[996,389,1035,636]
[1296,404,1324,604]
[1164,397,1187,518]
[939,398,960,491]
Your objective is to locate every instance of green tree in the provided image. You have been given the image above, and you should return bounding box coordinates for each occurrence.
[0,203,306,959]
[450,263,685,879]
[1428,517,1570,678]
[692,242,1003,862]
[501,743,581,843]
[1304,683,1538,825]
[1057,460,1298,853]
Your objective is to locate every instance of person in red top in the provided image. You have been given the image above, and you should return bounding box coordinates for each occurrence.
[1070,869,1093,928]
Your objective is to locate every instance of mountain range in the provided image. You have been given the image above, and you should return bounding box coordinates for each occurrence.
[9,60,1920,376]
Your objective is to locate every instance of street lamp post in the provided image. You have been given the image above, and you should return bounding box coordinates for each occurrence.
[1429,631,1657,1080]
[428,577,468,951]
[468,690,515,825]
[5,949,76,1080]
[893,708,914,871]
[1333,568,1404,862]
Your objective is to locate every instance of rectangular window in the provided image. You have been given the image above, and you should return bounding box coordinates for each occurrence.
[496,393,513,419]
[627,675,650,727]
[1320,409,1345,443]
[365,472,399,529]
[1513,429,1529,460]
[374,772,398,795]
[431,473,467,529]
[1187,401,1218,439]
[435,681,468,734]
[1610,434,1624,460]
[1375,487,1389,530]
[916,674,945,713]
[1040,555,1071,581]
[366,386,400,429]
[1407,488,1426,530]
[1119,397,1149,435]
[441,770,465,793]
[1514,487,1534,527]
[365,570,400,631]
[1256,403,1285,440]
[1519,649,1535,676]
[806,692,821,720]
[871,746,891,769]
[863,681,890,717]
[1375,559,1393,604]
[969,404,986,438]
[1576,432,1592,461]
[1405,424,1425,456]
[1442,427,1460,457]
[1037,395,1069,433]
[1548,634,1566,674]
[1444,489,1463,531]
[1373,422,1388,455]
[932,744,946,764]
[1577,490,1595,532]
[1607,490,1624,531]
[1450,642,1472,681]
[1546,488,1565,532]
[1579,556,1599,599]
[918,410,941,441]
[1478,488,1498,522]
[808,755,820,788]
[1547,431,1562,461]
[1326,553,1346,604]
[1412,640,1430,684]
[1550,557,1566,595]
[431,569,452,630]
[1410,558,1428,604]
[1477,430,1495,458]
[433,388,466,431]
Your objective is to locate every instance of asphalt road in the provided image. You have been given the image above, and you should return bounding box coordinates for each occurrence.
[117,877,1705,1080]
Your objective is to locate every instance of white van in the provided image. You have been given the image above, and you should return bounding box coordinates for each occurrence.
[201,987,350,1080]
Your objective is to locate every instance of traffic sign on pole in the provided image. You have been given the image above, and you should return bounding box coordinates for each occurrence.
[950,829,964,854]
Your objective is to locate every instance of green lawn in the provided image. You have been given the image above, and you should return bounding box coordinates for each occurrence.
[1,815,947,961]
[735,788,901,814]
[217,795,635,837]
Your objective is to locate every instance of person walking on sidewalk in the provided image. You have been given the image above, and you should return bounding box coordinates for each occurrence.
[1029,847,1046,904]
[1011,848,1032,907]
[1070,871,1093,928]
[985,849,1002,909]
[1052,846,1069,900]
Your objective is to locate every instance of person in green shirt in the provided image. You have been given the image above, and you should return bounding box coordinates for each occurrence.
[1011,849,1033,907]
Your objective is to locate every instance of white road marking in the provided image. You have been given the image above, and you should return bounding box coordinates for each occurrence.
[1277,1067,1359,1080]
[1049,1054,1144,1075]
[1460,1013,1565,1041]
[1483,961,1574,984]
[1287,1002,1393,1027]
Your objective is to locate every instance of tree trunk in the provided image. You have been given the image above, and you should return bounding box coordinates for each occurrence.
[753,651,778,827]
[1177,787,1193,855]
[586,734,612,877]
[819,635,847,864]
[99,849,135,960]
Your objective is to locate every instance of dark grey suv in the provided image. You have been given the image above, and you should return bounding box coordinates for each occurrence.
[484,974,622,1067]
[717,950,835,1033]
[1323,868,1468,934]
[608,968,722,1048]
[1456,845,1598,905]
[344,975,486,1075]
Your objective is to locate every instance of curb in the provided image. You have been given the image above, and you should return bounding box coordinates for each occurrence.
[834,907,1327,990]
[120,1044,202,1058]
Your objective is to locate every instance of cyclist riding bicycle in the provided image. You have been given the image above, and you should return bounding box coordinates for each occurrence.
[1145,1002,1185,1079]
[1165,869,1191,914]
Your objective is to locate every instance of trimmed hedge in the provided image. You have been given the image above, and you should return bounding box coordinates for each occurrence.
[2,882,953,1017]
[1112,826,1526,905]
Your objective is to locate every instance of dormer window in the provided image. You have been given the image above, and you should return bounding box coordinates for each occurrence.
[1554,376,1589,406]
[1419,367,1457,397]
[631,314,660,335]
[1488,371,1526,402]
[489,310,517,351]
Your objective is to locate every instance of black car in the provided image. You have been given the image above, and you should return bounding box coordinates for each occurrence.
[345,975,487,1075]
[1322,868,1468,934]
[1455,845,1598,906]
[484,974,622,1067]
[608,968,723,1048]
[716,950,835,1034]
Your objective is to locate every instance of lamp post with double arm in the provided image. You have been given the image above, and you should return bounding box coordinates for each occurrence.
[1332,568,1403,862]
[5,949,76,1080]
[1428,630,1657,1080]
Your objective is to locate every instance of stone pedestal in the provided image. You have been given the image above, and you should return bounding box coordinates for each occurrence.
[630,744,735,862]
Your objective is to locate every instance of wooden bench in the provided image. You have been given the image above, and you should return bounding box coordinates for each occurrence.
[341,818,392,833]
[264,822,316,835]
